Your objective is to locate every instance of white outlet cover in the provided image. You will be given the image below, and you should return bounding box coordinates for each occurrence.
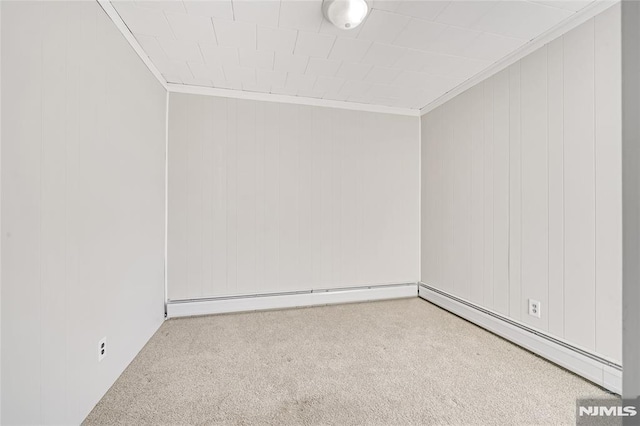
[98,337,107,362]
[528,299,541,318]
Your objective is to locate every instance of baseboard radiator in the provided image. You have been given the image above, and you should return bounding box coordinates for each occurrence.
[418,283,622,394]
[166,281,621,394]
[166,282,418,319]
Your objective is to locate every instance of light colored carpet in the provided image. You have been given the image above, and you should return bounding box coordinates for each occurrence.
[84,298,615,425]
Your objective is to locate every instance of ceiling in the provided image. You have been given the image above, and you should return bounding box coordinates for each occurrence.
[112,0,594,110]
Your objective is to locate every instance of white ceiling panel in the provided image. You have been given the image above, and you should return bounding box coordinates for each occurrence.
[421,54,491,79]
[165,12,217,42]
[233,0,281,27]
[257,26,297,53]
[189,62,226,85]
[135,34,171,61]
[328,37,372,62]
[183,0,233,19]
[155,58,195,83]
[459,32,526,61]
[394,71,463,94]
[364,66,402,84]
[314,76,346,92]
[335,62,373,80]
[113,0,598,110]
[135,1,186,14]
[367,83,398,99]
[294,31,336,58]
[224,65,256,86]
[305,57,342,77]
[392,18,448,51]
[200,43,240,67]
[393,50,437,72]
[278,0,324,32]
[423,25,482,56]
[285,72,318,91]
[356,9,410,44]
[158,38,202,62]
[257,69,288,88]
[339,80,372,99]
[435,1,498,27]
[273,52,310,73]
[532,1,592,12]
[114,2,175,38]
[472,1,573,40]
[213,19,257,50]
[238,49,275,69]
[393,70,436,90]
[370,0,400,13]
[394,1,450,21]
[360,43,406,67]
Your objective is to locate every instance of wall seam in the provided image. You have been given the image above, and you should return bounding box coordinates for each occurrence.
[164,91,169,314]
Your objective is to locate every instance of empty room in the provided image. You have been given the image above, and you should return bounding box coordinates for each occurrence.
[2,0,640,424]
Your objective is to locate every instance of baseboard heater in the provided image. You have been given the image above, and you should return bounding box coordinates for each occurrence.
[418,283,622,394]
[166,282,417,319]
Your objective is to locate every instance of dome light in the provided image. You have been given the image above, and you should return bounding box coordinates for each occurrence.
[322,0,369,30]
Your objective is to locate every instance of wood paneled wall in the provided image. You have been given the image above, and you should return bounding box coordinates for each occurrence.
[168,93,420,300]
[421,4,621,363]
[1,2,166,423]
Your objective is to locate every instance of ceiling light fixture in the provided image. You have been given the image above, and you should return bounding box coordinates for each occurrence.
[322,0,369,30]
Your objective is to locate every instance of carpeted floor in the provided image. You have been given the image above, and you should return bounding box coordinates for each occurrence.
[84,298,615,425]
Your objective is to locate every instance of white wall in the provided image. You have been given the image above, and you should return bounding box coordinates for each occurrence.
[168,93,419,300]
[1,1,166,424]
[421,3,621,363]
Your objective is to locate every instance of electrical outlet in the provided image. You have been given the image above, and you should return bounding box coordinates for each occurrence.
[528,299,541,318]
[98,337,107,362]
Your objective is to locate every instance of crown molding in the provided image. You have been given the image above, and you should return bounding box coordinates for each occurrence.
[420,0,619,116]
[98,0,614,118]
[97,0,167,90]
[167,83,421,116]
